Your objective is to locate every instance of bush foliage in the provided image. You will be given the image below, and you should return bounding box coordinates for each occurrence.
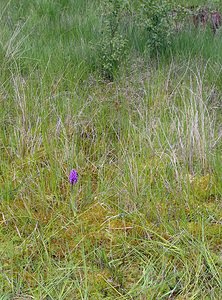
[138,0,174,53]
[98,0,174,80]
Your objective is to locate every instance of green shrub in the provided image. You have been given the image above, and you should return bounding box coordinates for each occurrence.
[98,0,128,81]
[138,0,174,54]
[97,0,175,79]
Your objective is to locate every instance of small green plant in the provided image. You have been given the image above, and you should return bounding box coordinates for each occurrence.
[138,0,174,54]
[98,0,128,80]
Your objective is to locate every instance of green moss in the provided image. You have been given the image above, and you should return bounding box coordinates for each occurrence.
[190,174,217,201]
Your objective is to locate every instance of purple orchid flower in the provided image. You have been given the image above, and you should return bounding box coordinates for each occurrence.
[69,169,78,185]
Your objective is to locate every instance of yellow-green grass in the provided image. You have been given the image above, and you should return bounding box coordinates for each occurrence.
[1,0,222,299]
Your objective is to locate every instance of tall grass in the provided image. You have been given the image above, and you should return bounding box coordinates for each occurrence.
[1,0,222,299]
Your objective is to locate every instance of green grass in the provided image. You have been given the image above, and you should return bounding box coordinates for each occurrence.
[1,0,222,299]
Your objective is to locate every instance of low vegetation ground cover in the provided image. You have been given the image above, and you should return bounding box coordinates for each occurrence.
[0,0,222,299]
